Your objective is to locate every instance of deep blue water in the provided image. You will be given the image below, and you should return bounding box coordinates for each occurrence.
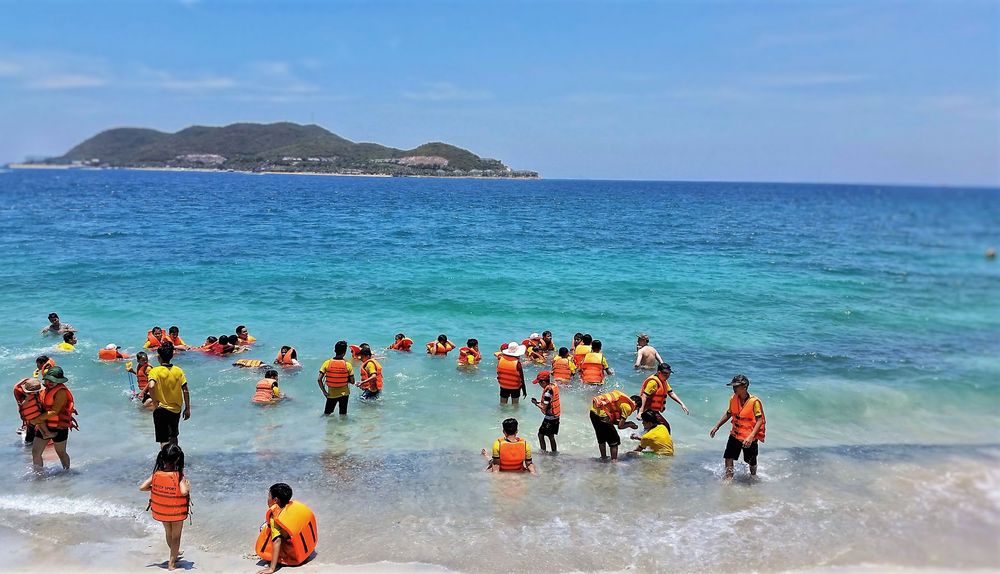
[0,169,998,572]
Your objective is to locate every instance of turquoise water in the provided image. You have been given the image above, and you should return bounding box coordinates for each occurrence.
[1,169,998,572]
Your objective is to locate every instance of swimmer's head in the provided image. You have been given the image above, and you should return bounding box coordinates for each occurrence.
[501,418,518,436]
[558,347,569,358]
[592,339,603,352]
[467,338,478,348]
[264,369,279,379]
[359,346,372,358]
[269,483,293,507]
[437,334,448,344]
[395,333,405,341]
[582,333,593,345]
[169,326,180,335]
[334,340,348,357]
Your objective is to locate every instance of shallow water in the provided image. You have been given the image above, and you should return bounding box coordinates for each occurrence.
[0,170,998,572]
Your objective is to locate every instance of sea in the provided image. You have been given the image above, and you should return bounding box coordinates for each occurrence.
[0,169,997,573]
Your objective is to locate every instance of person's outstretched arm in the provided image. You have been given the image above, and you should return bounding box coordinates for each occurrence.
[668,390,689,415]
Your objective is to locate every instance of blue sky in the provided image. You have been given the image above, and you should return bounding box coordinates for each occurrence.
[2,0,997,185]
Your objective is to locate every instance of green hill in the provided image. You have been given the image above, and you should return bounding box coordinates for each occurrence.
[51,122,536,177]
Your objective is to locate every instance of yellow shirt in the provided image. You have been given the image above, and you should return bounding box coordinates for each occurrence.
[642,375,672,396]
[319,359,354,398]
[56,342,75,351]
[639,424,674,455]
[268,516,288,540]
[148,364,188,413]
[491,437,533,460]
[590,401,634,420]
[574,344,592,356]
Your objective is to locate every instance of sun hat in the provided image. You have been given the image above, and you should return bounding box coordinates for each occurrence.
[501,341,526,357]
[42,366,68,384]
[105,343,118,350]
[532,370,551,385]
[20,378,42,394]
[529,333,540,339]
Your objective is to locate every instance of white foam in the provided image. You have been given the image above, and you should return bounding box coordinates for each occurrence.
[0,494,145,521]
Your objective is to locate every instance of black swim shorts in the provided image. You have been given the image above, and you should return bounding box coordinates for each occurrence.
[590,411,621,447]
[153,407,181,443]
[499,387,521,400]
[724,435,759,466]
[539,417,560,436]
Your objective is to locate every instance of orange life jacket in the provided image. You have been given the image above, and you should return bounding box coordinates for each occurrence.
[148,471,189,522]
[539,339,556,351]
[496,355,523,390]
[642,374,668,412]
[136,363,150,392]
[255,501,318,566]
[275,347,297,366]
[350,345,363,360]
[361,359,383,392]
[573,344,591,367]
[389,338,413,351]
[33,358,56,378]
[164,334,186,346]
[40,384,77,430]
[252,379,277,403]
[497,437,528,472]
[729,394,766,442]
[146,331,164,348]
[98,348,126,361]
[427,342,453,355]
[552,357,573,380]
[579,352,607,384]
[17,388,43,423]
[457,347,481,365]
[324,359,350,389]
[540,383,561,418]
[592,390,635,424]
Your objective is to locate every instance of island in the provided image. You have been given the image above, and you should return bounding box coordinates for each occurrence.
[10,122,538,178]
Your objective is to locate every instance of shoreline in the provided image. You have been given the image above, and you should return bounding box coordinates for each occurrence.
[3,163,540,180]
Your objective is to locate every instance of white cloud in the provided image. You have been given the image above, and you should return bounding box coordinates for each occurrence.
[139,68,236,92]
[402,82,492,102]
[25,73,107,89]
[0,52,110,90]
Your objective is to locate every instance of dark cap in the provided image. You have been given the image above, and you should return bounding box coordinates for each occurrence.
[727,374,750,387]
[43,366,68,384]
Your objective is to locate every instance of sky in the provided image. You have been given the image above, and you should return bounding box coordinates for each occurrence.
[1,0,998,186]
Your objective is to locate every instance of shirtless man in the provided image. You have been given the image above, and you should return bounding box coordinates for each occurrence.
[40,313,74,336]
[634,333,663,369]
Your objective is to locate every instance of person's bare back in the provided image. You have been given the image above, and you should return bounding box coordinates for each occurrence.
[634,335,663,369]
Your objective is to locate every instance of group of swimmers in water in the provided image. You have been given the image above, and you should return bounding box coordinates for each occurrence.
[14,312,767,571]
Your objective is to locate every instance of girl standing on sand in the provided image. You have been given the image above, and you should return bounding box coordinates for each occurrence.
[140,444,190,570]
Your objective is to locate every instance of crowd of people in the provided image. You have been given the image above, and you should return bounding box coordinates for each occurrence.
[13,312,767,570]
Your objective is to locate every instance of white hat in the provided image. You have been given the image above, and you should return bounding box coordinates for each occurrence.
[105,343,117,350]
[501,341,526,357]
[529,333,540,339]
